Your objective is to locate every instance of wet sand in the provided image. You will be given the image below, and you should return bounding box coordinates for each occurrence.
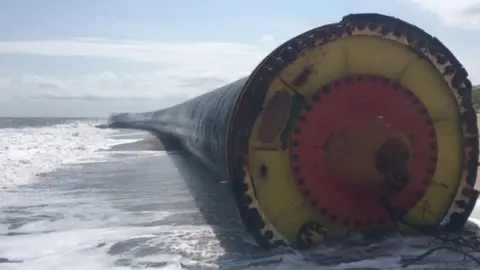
[107,137,165,151]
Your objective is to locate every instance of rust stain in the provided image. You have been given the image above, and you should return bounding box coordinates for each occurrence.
[292,66,313,88]
[259,163,268,183]
[257,91,292,143]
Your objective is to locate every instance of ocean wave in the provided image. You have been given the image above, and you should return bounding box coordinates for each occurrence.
[0,120,128,189]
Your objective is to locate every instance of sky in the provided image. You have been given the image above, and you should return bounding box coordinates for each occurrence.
[0,0,479,117]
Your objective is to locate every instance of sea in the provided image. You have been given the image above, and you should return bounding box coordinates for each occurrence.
[1,117,480,270]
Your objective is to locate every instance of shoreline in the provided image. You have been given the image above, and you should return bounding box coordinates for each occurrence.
[106,137,165,152]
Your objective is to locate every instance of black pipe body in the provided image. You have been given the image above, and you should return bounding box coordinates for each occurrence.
[109,78,247,180]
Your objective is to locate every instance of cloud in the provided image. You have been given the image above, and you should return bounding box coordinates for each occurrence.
[0,38,271,68]
[31,93,149,101]
[0,71,237,104]
[259,35,276,44]
[0,38,277,113]
[0,77,11,88]
[409,0,480,28]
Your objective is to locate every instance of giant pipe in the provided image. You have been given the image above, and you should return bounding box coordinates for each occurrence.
[105,13,480,249]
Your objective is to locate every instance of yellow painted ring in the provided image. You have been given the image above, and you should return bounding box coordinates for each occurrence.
[228,13,478,249]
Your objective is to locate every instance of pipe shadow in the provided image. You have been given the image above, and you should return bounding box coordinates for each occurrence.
[161,140,288,269]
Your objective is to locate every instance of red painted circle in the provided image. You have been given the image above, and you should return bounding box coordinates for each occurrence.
[289,75,438,227]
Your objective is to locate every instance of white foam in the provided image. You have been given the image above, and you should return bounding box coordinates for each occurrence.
[0,225,221,270]
[0,120,130,189]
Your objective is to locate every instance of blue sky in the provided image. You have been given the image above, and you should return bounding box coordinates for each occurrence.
[0,0,479,117]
